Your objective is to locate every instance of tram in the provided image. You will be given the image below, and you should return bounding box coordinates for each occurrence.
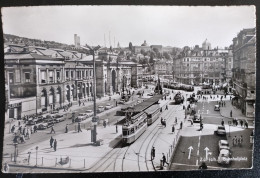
[145,104,161,125]
[174,92,184,104]
[122,112,147,145]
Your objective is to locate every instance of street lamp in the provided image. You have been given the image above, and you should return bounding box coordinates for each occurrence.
[13,142,18,163]
[81,44,101,144]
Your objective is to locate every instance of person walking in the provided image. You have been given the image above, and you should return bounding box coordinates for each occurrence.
[240,120,244,127]
[151,147,155,160]
[175,117,178,124]
[238,135,243,146]
[50,136,54,148]
[190,120,193,126]
[232,136,237,146]
[65,124,68,133]
[164,119,167,128]
[162,153,169,166]
[245,120,248,129]
[11,125,15,133]
[54,139,57,151]
[50,126,55,134]
[180,121,183,130]
[78,122,82,132]
[33,125,37,133]
[172,125,175,133]
[221,119,224,126]
[165,105,168,110]
[116,124,118,133]
[230,110,232,118]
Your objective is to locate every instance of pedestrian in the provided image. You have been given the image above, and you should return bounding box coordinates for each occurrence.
[200,123,203,130]
[160,107,162,112]
[3,162,9,173]
[18,121,21,126]
[165,96,166,100]
[21,134,25,143]
[65,124,68,133]
[164,119,167,127]
[162,153,169,166]
[172,125,175,133]
[103,120,107,128]
[50,136,54,148]
[235,118,238,127]
[238,135,243,146]
[180,121,183,129]
[199,162,207,170]
[245,121,248,129]
[116,124,118,133]
[221,119,224,126]
[151,147,155,160]
[175,117,178,124]
[54,139,57,151]
[240,120,243,127]
[116,101,118,107]
[78,100,81,106]
[50,126,55,134]
[190,120,193,126]
[232,136,237,146]
[78,122,82,132]
[165,105,168,110]
[33,125,37,133]
[230,110,232,118]
[11,125,15,133]
[183,105,185,110]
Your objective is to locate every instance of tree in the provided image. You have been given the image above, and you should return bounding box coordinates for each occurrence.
[119,50,125,56]
[131,58,137,63]
[163,52,170,59]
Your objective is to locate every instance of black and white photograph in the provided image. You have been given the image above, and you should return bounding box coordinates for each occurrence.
[1,5,256,173]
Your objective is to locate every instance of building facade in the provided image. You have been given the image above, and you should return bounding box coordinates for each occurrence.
[174,42,233,86]
[232,28,256,118]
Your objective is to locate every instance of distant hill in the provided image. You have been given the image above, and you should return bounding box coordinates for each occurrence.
[3,34,86,53]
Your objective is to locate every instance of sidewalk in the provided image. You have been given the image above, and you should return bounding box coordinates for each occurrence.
[219,100,254,121]
[151,102,186,170]
[10,123,122,171]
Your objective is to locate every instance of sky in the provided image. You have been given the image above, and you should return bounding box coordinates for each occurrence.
[2,6,256,48]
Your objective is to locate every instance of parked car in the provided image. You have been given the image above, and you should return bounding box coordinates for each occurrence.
[214,105,220,111]
[85,110,94,117]
[191,114,202,123]
[75,113,87,122]
[38,123,48,130]
[217,149,231,165]
[118,99,125,104]
[97,106,105,113]
[105,104,113,110]
[26,119,37,125]
[216,125,226,135]
[147,93,154,96]
[218,140,230,152]
[54,114,66,123]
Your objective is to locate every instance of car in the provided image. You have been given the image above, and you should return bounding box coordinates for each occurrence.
[50,110,59,114]
[218,140,230,152]
[192,114,202,123]
[137,91,142,95]
[147,93,154,96]
[216,125,226,135]
[97,106,105,113]
[85,110,94,117]
[54,114,66,123]
[75,113,87,122]
[118,99,125,104]
[105,104,113,110]
[26,119,37,125]
[38,123,48,130]
[214,105,220,111]
[217,149,231,165]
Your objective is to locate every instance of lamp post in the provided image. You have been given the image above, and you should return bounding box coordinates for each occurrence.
[13,143,18,163]
[81,44,101,144]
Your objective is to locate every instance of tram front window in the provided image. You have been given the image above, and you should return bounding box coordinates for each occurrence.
[123,130,128,136]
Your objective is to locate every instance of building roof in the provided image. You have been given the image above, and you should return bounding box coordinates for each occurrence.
[4,53,62,60]
[144,104,160,115]
[132,94,162,112]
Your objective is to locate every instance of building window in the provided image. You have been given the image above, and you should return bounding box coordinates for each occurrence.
[90,70,92,77]
[25,72,30,83]
[56,71,60,81]
[49,71,54,83]
[86,70,88,77]
[66,71,69,79]
[9,73,14,84]
[41,71,46,83]
[82,71,85,78]
[71,71,74,79]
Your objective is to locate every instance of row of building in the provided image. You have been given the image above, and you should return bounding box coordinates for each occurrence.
[4,44,143,119]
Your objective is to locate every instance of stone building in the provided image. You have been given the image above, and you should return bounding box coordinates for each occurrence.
[174,42,233,86]
[232,28,256,117]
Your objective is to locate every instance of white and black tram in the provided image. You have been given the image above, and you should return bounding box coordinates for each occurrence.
[145,104,161,125]
[122,112,147,145]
